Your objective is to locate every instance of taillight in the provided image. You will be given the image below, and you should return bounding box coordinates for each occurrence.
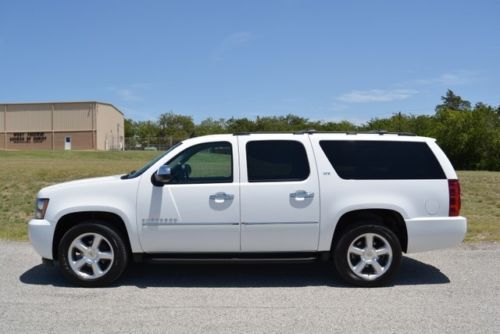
[448,179,461,216]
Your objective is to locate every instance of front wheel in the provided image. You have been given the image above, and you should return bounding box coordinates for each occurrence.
[333,224,402,287]
[58,222,129,287]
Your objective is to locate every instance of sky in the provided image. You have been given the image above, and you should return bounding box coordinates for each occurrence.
[1,0,499,124]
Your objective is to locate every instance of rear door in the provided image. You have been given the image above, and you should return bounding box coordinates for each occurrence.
[238,134,320,252]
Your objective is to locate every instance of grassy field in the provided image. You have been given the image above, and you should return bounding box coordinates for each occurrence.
[0,150,498,242]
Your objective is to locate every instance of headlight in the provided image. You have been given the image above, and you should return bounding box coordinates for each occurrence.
[35,198,49,219]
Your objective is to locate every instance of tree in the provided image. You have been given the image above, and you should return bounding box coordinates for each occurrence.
[225,117,257,133]
[195,118,227,136]
[121,90,499,170]
[436,89,471,112]
[124,118,136,138]
[321,120,357,132]
[136,120,160,139]
[158,112,195,139]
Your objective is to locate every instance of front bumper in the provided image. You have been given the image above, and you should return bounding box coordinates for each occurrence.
[406,216,467,253]
[28,219,54,260]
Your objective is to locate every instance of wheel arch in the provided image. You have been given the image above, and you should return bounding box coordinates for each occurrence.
[331,209,408,253]
[52,211,132,260]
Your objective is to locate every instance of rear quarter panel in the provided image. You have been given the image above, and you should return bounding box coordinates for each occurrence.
[308,135,450,251]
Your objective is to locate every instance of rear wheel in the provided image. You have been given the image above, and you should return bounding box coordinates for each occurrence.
[58,222,129,287]
[334,224,402,287]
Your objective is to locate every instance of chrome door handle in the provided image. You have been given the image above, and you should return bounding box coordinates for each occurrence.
[290,190,314,200]
[209,192,234,203]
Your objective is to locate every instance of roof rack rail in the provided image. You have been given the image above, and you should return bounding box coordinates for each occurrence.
[293,129,318,134]
[232,130,416,136]
[294,129,417,136]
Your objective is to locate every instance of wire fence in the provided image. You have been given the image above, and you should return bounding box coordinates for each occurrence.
[124,137,184,151]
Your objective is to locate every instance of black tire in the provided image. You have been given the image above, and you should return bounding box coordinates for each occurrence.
[333,224,402,287]
[58,221,129,287]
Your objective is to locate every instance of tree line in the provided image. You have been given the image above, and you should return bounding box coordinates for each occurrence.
[125,90,500,171]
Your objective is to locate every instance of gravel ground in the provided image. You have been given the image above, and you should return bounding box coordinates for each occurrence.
[0,241,499,334]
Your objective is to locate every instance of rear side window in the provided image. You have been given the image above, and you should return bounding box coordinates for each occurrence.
[246,140,310,182]
[319,140,445,180]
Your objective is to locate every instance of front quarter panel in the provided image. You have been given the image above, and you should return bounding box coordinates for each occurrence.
[39,176,142,254]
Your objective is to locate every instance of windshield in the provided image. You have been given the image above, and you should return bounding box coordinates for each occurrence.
[122,142,183,179]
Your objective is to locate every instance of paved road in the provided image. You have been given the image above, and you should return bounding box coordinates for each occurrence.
[0,241,499,333]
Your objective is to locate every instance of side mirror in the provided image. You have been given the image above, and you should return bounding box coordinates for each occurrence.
[153,165,172,185]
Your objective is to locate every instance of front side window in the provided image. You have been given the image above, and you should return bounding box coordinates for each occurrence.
[123,142,183,179]
[166,141,233,184]
[246,140,310,182]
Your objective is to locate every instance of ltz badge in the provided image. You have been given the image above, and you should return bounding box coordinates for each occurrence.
[142,218,178,226]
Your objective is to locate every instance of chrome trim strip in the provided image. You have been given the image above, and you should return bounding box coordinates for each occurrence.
[148,257,318,263]
[143,222,239,226]
[241,221,319,225]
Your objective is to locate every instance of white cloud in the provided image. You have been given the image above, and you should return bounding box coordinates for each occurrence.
[212,31,253,61]
[109,83,152,102]
[118,105,157,121]
[411,70,479,86]
[331,102,348,112]
[115,88,142,101]
[337,89,418,103]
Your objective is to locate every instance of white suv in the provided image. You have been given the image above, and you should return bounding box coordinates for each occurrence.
[28,131,466,287]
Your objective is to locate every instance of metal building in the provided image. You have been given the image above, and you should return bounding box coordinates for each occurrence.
[0,101,124,150]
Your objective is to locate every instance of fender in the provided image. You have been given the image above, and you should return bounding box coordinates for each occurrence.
[53,205,142,253]
[318,203,408,251]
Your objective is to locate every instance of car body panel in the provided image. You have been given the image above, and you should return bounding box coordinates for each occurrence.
[28,133,467,261]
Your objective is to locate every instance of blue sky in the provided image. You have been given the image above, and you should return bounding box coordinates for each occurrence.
[1,1,499,124]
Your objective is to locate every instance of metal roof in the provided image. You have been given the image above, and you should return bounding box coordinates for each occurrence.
[0,101,124,115]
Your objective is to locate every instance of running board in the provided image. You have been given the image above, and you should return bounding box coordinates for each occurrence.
[136,252,330,264]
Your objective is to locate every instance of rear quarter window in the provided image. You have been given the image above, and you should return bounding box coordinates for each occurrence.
[319,140,446,180]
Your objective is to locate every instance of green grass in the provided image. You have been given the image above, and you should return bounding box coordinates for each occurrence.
[0,150,159,240]
[0,150,498,242]
[459,171,500,242]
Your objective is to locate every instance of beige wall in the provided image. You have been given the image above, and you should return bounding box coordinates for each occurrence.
[5,104,52,132]
[3,131,94,150]
[0,105,5,131]
[96,103,124,150]
[54,131,94,150]
[5,132,53,150]
[53,103,94,131]
[0,102,122,150]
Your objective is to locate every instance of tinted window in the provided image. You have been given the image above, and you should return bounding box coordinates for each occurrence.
[166,141,232,184]
[246,140,310,182]
[320,140,445,180]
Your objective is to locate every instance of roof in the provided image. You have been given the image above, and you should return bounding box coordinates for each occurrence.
[0,101,124,116]
[193,131,435,143]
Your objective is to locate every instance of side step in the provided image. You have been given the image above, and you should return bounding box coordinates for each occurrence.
[135,252,330,264]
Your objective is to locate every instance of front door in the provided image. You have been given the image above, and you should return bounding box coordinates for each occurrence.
[64,136,71,150]
[137,139,240,253]
[238,135,320,252]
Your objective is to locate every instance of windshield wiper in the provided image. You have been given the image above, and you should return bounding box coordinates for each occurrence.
[121,170,136,179]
